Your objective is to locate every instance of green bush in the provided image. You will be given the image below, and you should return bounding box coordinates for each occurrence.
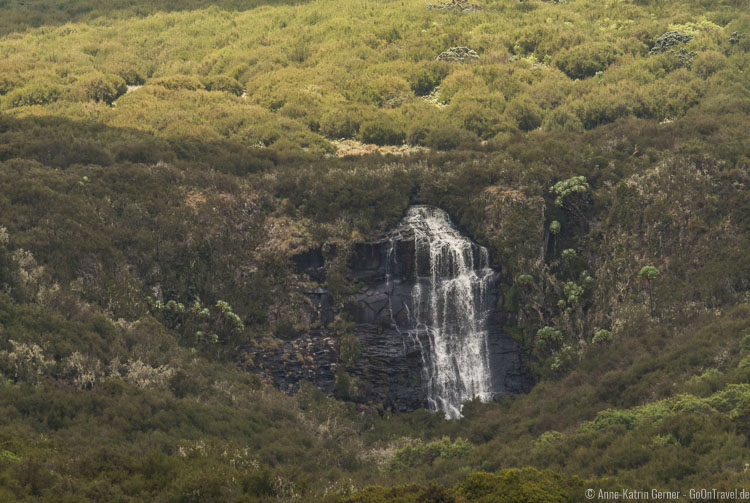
[345,484,454,503]
[439,69,487,103]
[455,101,511,139]
[568,83,651,129]
[320,106,366,139]
[506,94,543,131]
[203,74,244,96]
[107,62,146,86]
[358,112,406,145]
[551,176,589,207]
[555,43,620,79]
[649,31,693,55]
[150,75,205,91]
[423,125,479,150]
[406,121,430,146]
[454,468,583,503]
[0,74,21,96]
[334,367,361,400]
[536,326,563,351]
[389,437,473,470]
[74,72,127,104]
[286,38,312,64]
[681,369,724,397]
[692,50,726,79]
[339,333,361,365]
[0,227,17,291]
[592,329,612,344]
[542,109,584,132]
[4,84,61,108]
[408,62,449,96]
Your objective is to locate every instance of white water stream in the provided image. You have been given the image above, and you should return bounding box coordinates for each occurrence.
[387,206,495,419]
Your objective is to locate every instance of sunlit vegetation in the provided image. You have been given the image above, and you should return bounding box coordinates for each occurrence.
[0,0,748,153]
[0,0,749,500]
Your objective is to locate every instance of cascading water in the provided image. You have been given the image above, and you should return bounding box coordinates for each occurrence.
[386,206,496,419]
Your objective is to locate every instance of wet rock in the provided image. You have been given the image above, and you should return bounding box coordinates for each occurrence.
[247,207,533,413]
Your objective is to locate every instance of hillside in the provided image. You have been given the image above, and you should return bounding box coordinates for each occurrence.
[0,0,749,501]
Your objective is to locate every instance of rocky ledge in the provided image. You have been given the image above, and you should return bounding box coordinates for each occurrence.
[247,210,533,413]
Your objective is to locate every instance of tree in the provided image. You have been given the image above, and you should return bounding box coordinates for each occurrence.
[549,220,561,254]
[551,176,589,208]
[535,326,563,354]
[550,176,590,223]
[638,266,660,316]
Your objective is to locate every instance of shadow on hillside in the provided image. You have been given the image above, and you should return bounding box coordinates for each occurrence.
[0,0,311,37]
[0,113,280,174]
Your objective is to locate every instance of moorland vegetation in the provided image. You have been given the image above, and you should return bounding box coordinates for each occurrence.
[0,0,749,500]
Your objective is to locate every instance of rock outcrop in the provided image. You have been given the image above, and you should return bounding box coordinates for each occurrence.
[437,46,479,63]
[426,1,482,13]
[247,207,533,414]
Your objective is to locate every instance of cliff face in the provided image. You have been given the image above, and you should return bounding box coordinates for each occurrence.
[248,207,533,413]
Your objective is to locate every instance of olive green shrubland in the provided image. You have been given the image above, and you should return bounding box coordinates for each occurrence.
[0,0,749,500]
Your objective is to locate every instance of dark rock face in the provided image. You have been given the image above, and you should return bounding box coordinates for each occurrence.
[247,330,338,395]
[247,207,533,414]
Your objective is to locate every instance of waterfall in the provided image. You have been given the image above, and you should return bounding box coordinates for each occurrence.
[387,206,495,419]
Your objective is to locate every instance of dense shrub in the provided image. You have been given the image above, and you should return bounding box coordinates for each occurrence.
[345,484,455,503]
[454,100,509,139]
[454,469,583,503]
[567,84,650,129]
[0,0,741,159]
[555,43,620,79]
[424,124,479,150]
[389,437,473,471]
[0,74,21,96]
[202,74,244,96]
[107,62,146,86]
[3,84,61,108]
[320,106,367,139]
[542,108,584,132]
[408,61,450,96]
[506,94,543,131]
[692,50,726,78]
[649,31,693,54]
[0,0,748,499]
[74,72,127,103]
[150,75,204,91]
[358,112,406,145]
[438,70,488,104]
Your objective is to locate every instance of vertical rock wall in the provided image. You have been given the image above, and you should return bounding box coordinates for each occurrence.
[247,206,533,415]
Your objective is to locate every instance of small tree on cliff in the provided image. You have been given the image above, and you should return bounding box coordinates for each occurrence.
[550,176,590,222]
[549,220,560,255]
[638,266,660,316]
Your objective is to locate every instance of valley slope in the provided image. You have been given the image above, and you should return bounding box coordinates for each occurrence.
[0,0,749,501]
